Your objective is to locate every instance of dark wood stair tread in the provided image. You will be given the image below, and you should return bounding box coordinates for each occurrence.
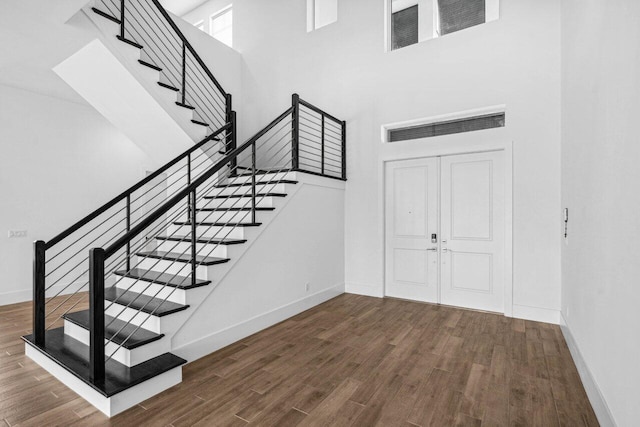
[158,82,179,92]
[137,250,230,266]
[91,7,120,24]
[204,193,287,200]
[175,102,196,110]
[217,180,297,188]
[191,119,209,127]
[105,287,189,316]
[114,268,211,290]
[138,60,162,71]
[64,310,163,350]
[116,36,143,50]
[173,222,262,227]
[23,329,185,397]
[155,236,247,245]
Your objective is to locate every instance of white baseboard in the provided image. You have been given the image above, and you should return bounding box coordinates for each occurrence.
[345,282,384,298]
[511,304,560,324]
[173,283,345,362]
[559,313,617,427]
[0,281,87,307]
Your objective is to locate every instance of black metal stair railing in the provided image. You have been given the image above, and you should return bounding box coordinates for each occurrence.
[31,124,232,348]
[31,94,346,387]
[291,94,346,181]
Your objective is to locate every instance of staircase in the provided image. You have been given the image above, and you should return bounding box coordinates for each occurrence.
[23,0,347,417]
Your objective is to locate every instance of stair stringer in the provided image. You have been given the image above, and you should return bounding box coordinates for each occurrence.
[54,6,209,164]
[168,173,346,362]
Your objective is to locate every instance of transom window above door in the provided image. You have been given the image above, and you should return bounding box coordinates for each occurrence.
[388,0,500,51]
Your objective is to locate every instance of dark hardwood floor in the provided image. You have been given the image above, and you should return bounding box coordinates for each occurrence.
[0,294,598,426]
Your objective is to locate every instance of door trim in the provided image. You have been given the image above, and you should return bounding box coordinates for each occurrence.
[379,139,513,317]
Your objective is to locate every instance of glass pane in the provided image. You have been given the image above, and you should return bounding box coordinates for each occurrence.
[392,2,419,50]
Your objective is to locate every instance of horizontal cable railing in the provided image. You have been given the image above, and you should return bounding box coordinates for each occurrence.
[88,107,295,381]
[292,94,346,181]
[32,124,231,346]
[32,90,346,386]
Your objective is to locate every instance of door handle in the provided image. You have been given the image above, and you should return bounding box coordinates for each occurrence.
[426,248,438,252]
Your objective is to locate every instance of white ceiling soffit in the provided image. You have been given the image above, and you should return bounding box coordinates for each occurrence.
[392,0,419,14]
[159,0,210,16]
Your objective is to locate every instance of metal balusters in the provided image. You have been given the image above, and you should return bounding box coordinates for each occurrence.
[321,115,326,175]
[190,191,197,288]
[89,248,106,385]
[33,241,46,348]
[181,42,186,105]
[251,142,257,224]
[187,153,192,218]
[342,120,347,180]
[292,94,300,170]
[126,195,131,270]
[120,0,125,38]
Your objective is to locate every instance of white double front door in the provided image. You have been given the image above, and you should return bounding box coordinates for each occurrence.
[385,151,506,313]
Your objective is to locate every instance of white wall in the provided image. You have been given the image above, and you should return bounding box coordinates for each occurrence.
[214,0,562,320]
[0,85,156,305]
[172,176,345,361]
[561,1,640,425]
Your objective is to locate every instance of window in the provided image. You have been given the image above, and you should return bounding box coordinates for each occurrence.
[210,6,233,48]
[436,0,486,36]
[388,0,499,51]
[391,4,418,50]
[307,0,338,32]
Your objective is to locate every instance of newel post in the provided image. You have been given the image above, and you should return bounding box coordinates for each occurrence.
[292,94,300,170]
[33,240,46,348]
[89,248,106,385]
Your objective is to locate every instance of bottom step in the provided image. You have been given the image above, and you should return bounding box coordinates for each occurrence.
[23,329,185,417]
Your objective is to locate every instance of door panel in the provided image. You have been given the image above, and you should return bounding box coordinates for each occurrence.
[450,160,493,240]
[440,151,504,312]
[385,158,439,303]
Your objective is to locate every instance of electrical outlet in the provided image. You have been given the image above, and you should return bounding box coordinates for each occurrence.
[8,230,27,238]
[305,282,310,292]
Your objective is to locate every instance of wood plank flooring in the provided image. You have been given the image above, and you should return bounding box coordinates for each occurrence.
[0,294,598,426]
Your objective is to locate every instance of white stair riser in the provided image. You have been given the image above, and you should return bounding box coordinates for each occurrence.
[115,277,188,305]
[105,301,190,336]
[208,183,289,197]
[105,302,162,334]
[136,257,208,278]
[155,240,229,258]
[228,172,296,185]
[114,278,213,306]
[202,196,275,209]
[192,210,254,224]
[63,320,170,367]
[168,224,246,239]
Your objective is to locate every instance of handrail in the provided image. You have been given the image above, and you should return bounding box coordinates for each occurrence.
[103,107,295,259]
[148,0,227,97]
[298,98,343,125]
[45,124,231,250]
